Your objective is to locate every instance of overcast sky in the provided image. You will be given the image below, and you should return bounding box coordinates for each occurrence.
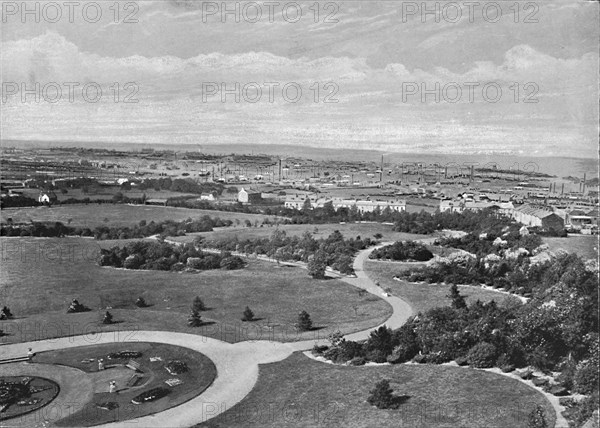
[1,0,598,157]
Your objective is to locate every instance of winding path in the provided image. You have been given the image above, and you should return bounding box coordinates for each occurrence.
[0,242,564,427]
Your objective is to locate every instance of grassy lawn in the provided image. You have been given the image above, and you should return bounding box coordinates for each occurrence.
[0,205,282,228]
[199,352,556,428]
[542,236,598,260]
[169,223,428,244]
[33,342,216,426]
[0,237,391,344]
[364,260,512,314]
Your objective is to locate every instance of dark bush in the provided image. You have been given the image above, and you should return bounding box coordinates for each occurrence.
[573,364,599,395]
[349,357,367,366]
[467,342,498,368]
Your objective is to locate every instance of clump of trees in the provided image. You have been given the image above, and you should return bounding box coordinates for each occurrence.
[370,241,433,262]
[311,253,598,422]
[1,215,234,239]
[202,229,372,277]
[98,241,245,272]
[91,215,233,240]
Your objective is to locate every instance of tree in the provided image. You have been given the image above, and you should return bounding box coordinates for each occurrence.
[366,325,394,356]
[241,306,255,322]
[188,309,202,327]
[297,311,313,331]
[302,198,312,212]
[307,250,327,279]
[367,379,397,409]
[527,405,548,428]
[0,306,13,320]
[192,296,206,312]
[102,311,114,324]
[135,297,147,308]
[447,284,467,310]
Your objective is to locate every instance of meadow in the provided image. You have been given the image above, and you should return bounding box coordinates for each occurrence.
[199,352,556,428]
[0,237,391,344]
[0,204,281,228]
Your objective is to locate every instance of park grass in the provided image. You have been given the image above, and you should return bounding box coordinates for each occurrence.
[542,236,598,260]
[0,237,391,344]
[0,204,281,228]
[34,342,216,426]
[168,222,428,244]
[199,352,556,428]
[363,260,512,314]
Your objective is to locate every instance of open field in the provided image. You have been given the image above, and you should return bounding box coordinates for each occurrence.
[33,342,216,426]
[0,205,282,228]
[9,187,200,203]
[364,260,512,314]
[199,352,556,428]
[0,237,391,344]
[542,236,598,260]
[169,223,428,243]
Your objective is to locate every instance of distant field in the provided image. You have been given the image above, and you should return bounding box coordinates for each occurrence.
[542,236,598,260]
[11,187,199,202]
[0,204,282,228]
[200,352,555,428]
[0,237,391,344]
[169,223,428,243]
[364,260,512,314]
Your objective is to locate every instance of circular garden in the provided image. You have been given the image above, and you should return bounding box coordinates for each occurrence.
[0,376,59,421]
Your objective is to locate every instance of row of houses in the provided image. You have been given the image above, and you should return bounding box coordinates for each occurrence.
[284,193,406,213]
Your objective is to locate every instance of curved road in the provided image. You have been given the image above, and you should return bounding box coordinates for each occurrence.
[1,242,563,427]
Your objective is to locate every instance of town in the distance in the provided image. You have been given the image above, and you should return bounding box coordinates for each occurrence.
[1,145,597,234]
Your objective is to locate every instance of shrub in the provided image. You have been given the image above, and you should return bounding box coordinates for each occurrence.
[0,306,13,320]
[102,311,114,324]
[241,306,255,322]
[297,311,312,331]
[220,256,245,270]
[455,356,469,366]
[135,297,147,308]
[412,354,428,364]
[312,344,328,355]
[349,357,366,366]
[497,354,515,372]
[570,393,599,427]
[367,379,398,409]
[322,347,340,362]
[527,404,548,428]
[188,309,202,327]
[337,341,365,362]
[573,364,600,395]
[467,342,498,368]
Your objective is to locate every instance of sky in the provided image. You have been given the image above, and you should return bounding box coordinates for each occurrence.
[1,0,598,158]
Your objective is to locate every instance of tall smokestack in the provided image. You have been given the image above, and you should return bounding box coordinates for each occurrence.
[279,159,282,182]
[583,173,587,194]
